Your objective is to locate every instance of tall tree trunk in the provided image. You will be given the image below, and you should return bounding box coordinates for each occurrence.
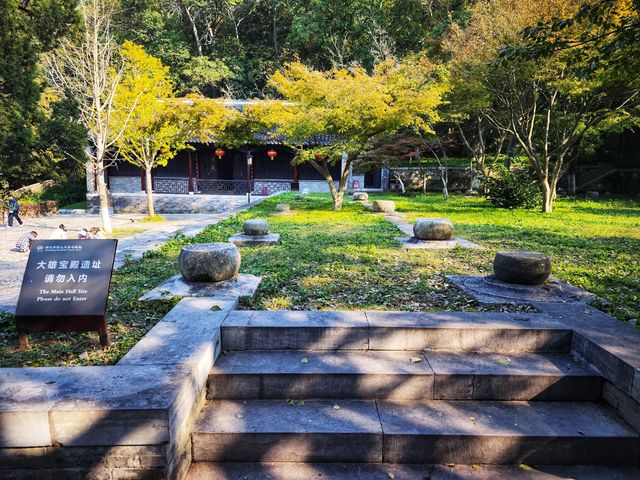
[392,171,405,193]
[95,160,112,233]
[145,167,155,217]
[541,179,554,213]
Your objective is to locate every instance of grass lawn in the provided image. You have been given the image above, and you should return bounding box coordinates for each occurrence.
[1,191,638,367]
[60,200,87,209]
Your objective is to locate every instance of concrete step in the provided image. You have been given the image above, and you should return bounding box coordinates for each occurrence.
[221,310,572,353]
[208,351,601,401]
[192,400,383,463]
[191,399,639,465]
[379,400,639,465]
[186,463,640,480]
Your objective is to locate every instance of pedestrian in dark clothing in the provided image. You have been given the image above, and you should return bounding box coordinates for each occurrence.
[7,195,23,226]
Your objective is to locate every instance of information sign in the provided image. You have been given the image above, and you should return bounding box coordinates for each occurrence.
[15,239,118,348]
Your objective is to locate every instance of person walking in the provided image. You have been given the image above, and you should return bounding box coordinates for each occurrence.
[7,195,23,226]
[49,224,67,239]
[15,231,37,252]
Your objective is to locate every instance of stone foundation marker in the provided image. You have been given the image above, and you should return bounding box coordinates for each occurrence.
[353,192,369,202]
[179,243,241,282]
[141,242,261,302]
[372,200,395,213]
[396,217,480,250]
[274,203,294,215]
[493,250,551,285]
[413,218,454,241]
[229,219,281,246]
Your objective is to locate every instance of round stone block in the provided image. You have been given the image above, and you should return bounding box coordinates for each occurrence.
[353,192,369,202]
[493,250,551,285]
[413,218,454,240]
[178,243,241,282]
[243,219,270,236]
[276,203,290,213]
[372,200,395,213]
[294,194,304,201]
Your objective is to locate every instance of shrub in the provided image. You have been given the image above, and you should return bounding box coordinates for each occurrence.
[482,168,542,209]
[41,181,86,207]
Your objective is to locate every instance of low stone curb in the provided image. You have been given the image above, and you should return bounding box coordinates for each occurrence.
[0,297,233,480]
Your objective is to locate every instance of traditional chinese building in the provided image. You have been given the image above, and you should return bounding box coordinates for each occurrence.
[86,101,386,212]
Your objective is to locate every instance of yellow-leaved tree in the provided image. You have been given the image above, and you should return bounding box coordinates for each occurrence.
[112,41,232,216]
[248,58,448,210]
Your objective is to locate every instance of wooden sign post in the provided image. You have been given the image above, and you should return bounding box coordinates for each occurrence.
[15,239,118,349]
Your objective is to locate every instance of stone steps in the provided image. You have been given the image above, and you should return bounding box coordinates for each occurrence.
[186,462,640,480]
[191,399,639,465]
[208,350,601,401]
[221,310,572,353]
[188,309,640,476]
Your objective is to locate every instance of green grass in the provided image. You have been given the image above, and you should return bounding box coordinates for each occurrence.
[60,200,87,209]
[2,191,638,368]
[138,214,166,223]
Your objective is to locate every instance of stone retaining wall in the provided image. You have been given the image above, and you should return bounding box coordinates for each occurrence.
[0,297,230,480]
[86,193,250,214]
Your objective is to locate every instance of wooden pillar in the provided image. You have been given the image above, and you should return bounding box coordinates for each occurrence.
[188,151,193,192]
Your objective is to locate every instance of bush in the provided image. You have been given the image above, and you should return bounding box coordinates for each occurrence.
[41,181,86,207]
[482,168,542,209]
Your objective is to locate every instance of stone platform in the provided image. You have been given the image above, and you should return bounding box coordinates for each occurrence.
[228,233,280,246]
[139,274,261,302]
[381,213,481,249]
[448,275,596,304]
[396,237,481,250]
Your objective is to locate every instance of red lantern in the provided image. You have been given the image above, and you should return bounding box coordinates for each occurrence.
[215,148,225,159]
[267,149,278,159]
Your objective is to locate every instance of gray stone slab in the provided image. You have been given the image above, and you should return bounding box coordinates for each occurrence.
[139,273,261,302]
[536,302,640,399]
[426,352,601,401]
[187,462,435,480]
[208,350,434,400]
[192,400,382,462]
[378,400,640,465]
[0,365,194,448]
[47,365,194,447]
[448,275,595,304]
[222,310,370,350]
[228,233,280,246]
[396,237,481,250]
[118,298,230,387]
[431,465,640,480]
[365,311,572,353]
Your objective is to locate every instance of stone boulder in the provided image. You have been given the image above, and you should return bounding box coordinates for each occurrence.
[353,192,369,202]
[178,243,241,282]
[276,203,290,213]
[413,218,454,240]
[243,219,270,236]
[372,200,395,213]
[493,250,551,285]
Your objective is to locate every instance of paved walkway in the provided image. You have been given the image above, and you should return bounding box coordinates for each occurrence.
[0,198,267,313]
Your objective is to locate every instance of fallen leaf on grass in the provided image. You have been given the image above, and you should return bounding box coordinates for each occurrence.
[300,357,309,363]
[387,472,395,479]
[518,464,533,472]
